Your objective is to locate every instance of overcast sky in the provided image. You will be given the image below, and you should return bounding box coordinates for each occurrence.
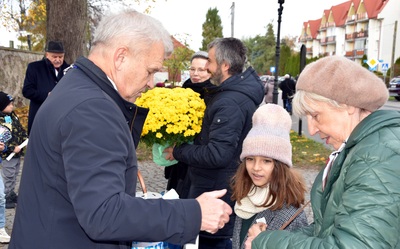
[1,0,345,50]
[129,0,346,50]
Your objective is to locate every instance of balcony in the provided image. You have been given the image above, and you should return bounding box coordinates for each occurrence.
[346,15,356,23]
[321,36,336,45]
[354,49,367,58]
[345,50,354,57]
[356,30,368,38]
[357,12,368,22]
[320,22,335,30]
[345,32,357,41]
[320,51,336,57]
[345,49,368,59]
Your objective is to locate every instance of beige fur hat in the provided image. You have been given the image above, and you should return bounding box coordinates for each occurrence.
[240,104,292,167]
[296,56,388,111]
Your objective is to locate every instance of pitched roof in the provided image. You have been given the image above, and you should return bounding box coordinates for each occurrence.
[362,0,389,19]
[351,0,362,11]
[330,1,352,26]
[308,19,322,38]
[171,36,186,49]
[320,9,330,26]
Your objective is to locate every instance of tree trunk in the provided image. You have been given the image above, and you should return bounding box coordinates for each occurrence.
[46,0,88,63]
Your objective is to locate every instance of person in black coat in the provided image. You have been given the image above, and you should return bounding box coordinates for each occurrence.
[164,51,213,198]
[164,38,265,249]
[22,40,70,134]
[278,74,296,113]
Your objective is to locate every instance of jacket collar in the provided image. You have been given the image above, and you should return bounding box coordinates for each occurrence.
[74,57,149,148]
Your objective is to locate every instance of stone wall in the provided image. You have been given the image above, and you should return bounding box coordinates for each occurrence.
[0,46,43,107]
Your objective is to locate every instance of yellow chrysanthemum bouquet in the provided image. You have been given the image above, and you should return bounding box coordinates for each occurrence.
[135,87,206,166]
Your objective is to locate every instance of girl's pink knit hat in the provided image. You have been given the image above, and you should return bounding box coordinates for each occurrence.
[240,104,292,167]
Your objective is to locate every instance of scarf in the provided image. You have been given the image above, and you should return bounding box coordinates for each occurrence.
[322,140,347,190]
[234,185,274,219]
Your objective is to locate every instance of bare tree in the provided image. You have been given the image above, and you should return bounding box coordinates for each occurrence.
[46,0,88,63]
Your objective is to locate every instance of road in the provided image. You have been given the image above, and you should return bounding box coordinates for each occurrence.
[382,99,400,111]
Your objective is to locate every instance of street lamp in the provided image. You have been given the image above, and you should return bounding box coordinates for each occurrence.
[273,0,285,104]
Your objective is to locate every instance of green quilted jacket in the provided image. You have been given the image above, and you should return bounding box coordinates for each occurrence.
[252,110,400,248]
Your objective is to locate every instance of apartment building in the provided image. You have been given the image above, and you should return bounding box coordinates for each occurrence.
[299,0,400,72]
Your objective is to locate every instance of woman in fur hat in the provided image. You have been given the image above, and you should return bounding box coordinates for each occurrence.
[230,103,308,249]
[246,56,400,249]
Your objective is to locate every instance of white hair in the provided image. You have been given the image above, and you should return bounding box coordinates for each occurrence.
[91,9,173,57]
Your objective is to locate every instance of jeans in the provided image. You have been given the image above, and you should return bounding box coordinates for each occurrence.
[0,175,5,228]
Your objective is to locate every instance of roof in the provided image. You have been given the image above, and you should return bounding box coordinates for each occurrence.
[362,0,389,19]
[309,0,389,31]
[171,36,186,49]
[330,1,352,26]
[308,19,322,38]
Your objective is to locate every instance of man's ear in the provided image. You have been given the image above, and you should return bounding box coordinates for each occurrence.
[221,62,230,74]
[114,47,128,71]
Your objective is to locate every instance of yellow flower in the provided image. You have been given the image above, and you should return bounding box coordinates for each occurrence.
[135,87,206,147]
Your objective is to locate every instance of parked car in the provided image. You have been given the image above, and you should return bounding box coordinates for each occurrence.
[389,76,400,101]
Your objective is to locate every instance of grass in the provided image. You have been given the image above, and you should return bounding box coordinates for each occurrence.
[290,130,332,169]
[15,106,332,169]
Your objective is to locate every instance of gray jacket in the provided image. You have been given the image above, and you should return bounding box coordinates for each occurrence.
[232,205,308,249]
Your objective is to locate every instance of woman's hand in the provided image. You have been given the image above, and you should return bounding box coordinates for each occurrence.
[244,222,267,249]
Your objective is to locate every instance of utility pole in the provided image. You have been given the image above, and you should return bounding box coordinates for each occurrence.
[231,2,235,37]
[298,44,306,136]
[390,20,397,80]
[273,0,285,104]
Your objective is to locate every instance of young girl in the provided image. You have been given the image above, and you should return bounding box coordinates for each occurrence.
[231,104,308,249]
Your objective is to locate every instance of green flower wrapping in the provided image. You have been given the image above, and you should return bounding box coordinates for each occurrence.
[135,87,206,147]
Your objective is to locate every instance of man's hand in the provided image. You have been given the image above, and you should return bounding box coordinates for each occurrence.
[163,146,175,161]
[196,189,232,234]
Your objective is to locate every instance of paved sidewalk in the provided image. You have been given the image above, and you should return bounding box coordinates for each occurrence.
[0,159,319,248]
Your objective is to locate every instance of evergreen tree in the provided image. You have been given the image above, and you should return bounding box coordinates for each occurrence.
[244,22,275,75]
[200,8,223,51]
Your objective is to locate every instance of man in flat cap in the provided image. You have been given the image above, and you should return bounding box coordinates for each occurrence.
[22,40,70,134]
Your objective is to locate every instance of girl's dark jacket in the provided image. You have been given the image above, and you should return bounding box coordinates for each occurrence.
[10,57,201,249]
[173,67,265,239]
